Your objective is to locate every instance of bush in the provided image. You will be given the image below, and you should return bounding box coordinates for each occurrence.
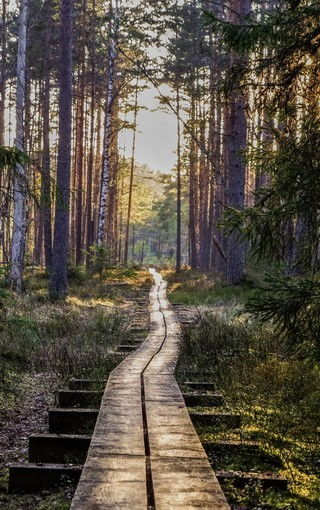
[0,298,131,399]
[245,275,320,360]
[177,311,320,504]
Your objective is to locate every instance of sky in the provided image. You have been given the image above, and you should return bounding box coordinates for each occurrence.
[120,85,178,174]
[6,0,179,174]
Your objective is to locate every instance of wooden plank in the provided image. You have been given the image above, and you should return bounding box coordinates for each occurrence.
[151,458,230,510]
[144,275,229,509]
[71,455,148,509]
[146,400,206,458]
[71,270,230,509]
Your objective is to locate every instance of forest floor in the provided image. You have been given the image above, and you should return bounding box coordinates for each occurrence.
[1,267,319,509]
[0,267,151,509]
[165,269,320,510]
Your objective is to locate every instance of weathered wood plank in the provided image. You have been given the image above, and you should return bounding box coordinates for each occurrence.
[146,400,206,458]
[71,270,230,509]
[151,458,230,510]
[71,455,148,509]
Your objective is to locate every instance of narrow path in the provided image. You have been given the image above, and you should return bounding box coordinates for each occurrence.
[71,270,230,509]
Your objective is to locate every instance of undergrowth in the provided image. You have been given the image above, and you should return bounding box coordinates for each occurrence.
[0,483,72,510]
[0,265,151,508]
[164,269,256,306]
[0,266,151,404]
[177,312,320,509]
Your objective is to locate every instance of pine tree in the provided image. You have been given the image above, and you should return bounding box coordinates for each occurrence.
[50,0,74,299]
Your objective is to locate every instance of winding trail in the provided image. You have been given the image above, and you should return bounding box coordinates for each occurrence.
[71,269,230,509]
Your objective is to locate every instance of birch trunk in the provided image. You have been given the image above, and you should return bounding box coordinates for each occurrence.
[9,0,28,292]
[0,0,7,145]
[97,0,118,245]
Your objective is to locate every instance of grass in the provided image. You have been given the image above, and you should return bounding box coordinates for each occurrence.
[0,265,151,401]
[176,309,320,509]
[0,265,151,508]
[163,269,256,307]
[0,483,72,510]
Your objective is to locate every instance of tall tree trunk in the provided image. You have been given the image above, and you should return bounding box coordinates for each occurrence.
[85,0,96,267]
[131,223,135,259]
[49,0,73,299]
[106,98,119,262]
[0,0,7,145]
[124,80,138,264]
[189,97,198,269]
[225,0,250,284]
[9,0,28,292]
[75,0,87,265]
[93,105,102,237]
[97,0,118,244]
[212,90,227,274]
[34,80,44,266]
[140,229,145,265]
[75,73,85,265]
[0,0,5,262]
[118,173,124,262]
[70,94,79,264]
[199,116,209,271]
[176,86,182,272]
[41,0,53,272]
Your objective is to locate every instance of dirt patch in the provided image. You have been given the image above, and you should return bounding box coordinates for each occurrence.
[0,372,63,508]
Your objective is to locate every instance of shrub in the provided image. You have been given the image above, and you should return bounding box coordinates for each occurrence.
[177,311,320,502]
[245,275,320,360]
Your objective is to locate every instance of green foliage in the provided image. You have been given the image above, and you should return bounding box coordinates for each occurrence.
[0,303,126,397]
[222,116,320,352]
[67,265,88,285]
[88,244,115,280]
[177,312,252,381]
[245,275,320,359]
[206,2,320,104]
[0,146,29,169]
[221,482,317,510]
[166,269,255,306]
[224,116,320,272]
[0,269,148,400]
[177,312,320,507]
[0,481,72,510]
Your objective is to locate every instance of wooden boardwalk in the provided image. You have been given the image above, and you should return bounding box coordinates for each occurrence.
[71,269,230,509]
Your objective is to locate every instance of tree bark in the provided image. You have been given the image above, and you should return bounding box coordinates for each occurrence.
[85,0,96,267]
[189,97,198,269]
[124,80,138,264]
[9,0,29,292]
[49,0,73,299]
[41,0,53,272]
[199,116,209,271]
[225,0,250,284]
[97,0,118,245]
[0,0,7,145]
[176,86,182,272]
[75,0,87,265]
